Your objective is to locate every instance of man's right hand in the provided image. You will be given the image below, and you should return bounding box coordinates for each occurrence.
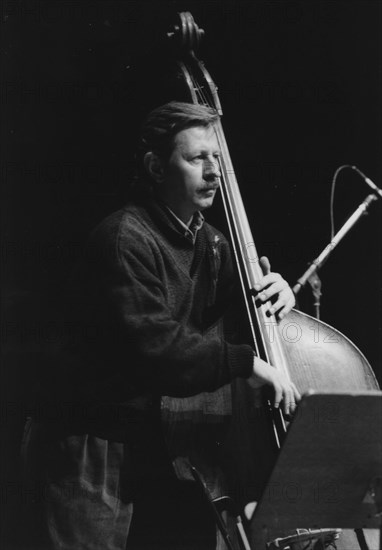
[247,356,301,416]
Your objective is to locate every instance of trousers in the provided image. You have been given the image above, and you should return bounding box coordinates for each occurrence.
[20,418,216,550]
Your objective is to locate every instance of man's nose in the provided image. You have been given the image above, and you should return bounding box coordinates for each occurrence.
[203,158,221,179]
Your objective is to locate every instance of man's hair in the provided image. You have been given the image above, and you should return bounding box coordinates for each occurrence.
[139,101,219,161]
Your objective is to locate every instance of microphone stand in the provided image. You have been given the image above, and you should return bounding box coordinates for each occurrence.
[293,192,380,319]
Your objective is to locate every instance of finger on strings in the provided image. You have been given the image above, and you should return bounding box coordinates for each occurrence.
[259,280,285,301]
[259,256,271,276]
[273,385,282,409]
[282,390,294,415]
[293,384,302,402]
[271,296,295,318]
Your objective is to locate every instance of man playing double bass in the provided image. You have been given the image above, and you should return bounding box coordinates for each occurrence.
[22,101,300,549]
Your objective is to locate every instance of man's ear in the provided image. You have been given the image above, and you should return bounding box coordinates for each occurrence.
[143,152,165,183]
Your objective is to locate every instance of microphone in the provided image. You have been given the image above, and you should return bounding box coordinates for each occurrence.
[351,166,382,198]
[293,165,381,297]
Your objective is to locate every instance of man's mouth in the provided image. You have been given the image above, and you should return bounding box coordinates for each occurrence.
[199,184,219,193]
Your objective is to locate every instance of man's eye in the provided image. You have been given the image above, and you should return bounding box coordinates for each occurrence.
[191,154,220,161]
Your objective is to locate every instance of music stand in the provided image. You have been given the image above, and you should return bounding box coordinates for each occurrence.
[248,391,382,549]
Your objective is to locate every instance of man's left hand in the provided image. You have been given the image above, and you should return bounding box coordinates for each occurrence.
[254,256,295,319]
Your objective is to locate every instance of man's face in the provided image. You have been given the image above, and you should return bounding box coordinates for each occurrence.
[157,125,221,224]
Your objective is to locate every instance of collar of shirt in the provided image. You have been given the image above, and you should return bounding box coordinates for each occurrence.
[164,206,204,244]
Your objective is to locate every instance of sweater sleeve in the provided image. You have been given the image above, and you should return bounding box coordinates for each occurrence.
[92,221,254,398]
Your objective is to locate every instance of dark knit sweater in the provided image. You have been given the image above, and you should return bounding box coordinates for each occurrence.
[40,200,254,431]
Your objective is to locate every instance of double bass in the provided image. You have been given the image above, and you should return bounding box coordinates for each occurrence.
[161,12,380,550]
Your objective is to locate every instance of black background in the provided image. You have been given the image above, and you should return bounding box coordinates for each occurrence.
[1,1,381,546]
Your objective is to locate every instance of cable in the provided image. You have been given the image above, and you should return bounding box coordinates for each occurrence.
[329,164,355,240]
